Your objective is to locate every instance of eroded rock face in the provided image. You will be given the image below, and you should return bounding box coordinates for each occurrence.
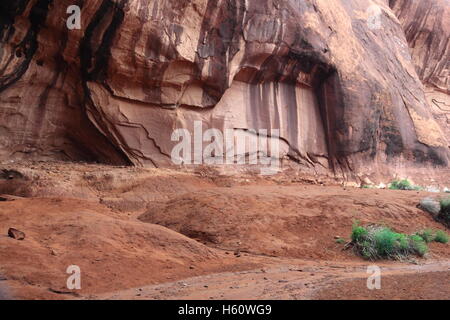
[390,0,450,153]
[0,0,448,182]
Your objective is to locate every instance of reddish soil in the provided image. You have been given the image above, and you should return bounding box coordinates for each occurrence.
[0,162,449,300]
[314,271,450,300]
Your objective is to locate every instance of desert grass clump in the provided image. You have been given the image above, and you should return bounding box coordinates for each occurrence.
[408,235,429,257]
[350,223,428,260]
[434,230,449,244]
[416,229,435,243]
[351,223,369,242]
[389,179,421,191]
[415,228,449,244]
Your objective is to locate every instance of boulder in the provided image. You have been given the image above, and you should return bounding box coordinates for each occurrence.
[418,197,441,217]
[7,228,26,240]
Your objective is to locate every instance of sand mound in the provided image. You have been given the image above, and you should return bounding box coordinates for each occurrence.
[140,186,450,260]
[0,198,243,299]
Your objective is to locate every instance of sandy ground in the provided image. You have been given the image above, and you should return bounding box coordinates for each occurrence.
[91,261,450,300]
[0,161,449,300]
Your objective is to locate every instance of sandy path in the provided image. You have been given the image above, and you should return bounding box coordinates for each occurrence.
[90,260,450,300]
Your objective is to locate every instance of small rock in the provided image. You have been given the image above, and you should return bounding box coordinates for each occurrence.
[204,285,209,288]
[8,228,25,240]
[278,280,288,283]
[418,197,441,217]
[50,249,58,256]
[189,266,195,270]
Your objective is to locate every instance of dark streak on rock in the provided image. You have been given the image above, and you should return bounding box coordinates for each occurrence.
[79,0,133,165]
[0,0,52,92]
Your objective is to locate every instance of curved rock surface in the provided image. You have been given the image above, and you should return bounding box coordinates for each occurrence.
[0,0,448,182]
[390,0,450,153]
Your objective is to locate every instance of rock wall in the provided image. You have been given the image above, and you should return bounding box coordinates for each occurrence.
[390,0,450,154]
[0,0,449,182]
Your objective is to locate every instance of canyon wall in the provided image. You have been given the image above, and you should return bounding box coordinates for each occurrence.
[0,0,449,182]
[390,0,450,155]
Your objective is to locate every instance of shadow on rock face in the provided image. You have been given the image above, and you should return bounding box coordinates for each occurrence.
[0,169,24,180]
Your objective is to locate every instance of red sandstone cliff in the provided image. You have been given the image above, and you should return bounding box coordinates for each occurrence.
[0,0,448,183]
[390,0,449,155]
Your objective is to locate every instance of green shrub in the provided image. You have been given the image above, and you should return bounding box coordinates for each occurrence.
[434,230,449,244]
[389,179,412,190]
[335,238,346,244]
[374,228,398,256]
[416,229,435,243]
[389,179,421,191]
[351,223,368,242]
[408,235,428,257]
[350,224,429,260]
[397,233,410,251]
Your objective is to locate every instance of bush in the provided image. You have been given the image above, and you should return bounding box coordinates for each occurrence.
[389,179,412,190]
[409,235,428,257]
[416,229,435,243]
[351,223,368,242]
[374,228,399,256]
[434,230,449,244]
[389,179,421,191]
[415,228,449,244]
[350,224,428,260]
